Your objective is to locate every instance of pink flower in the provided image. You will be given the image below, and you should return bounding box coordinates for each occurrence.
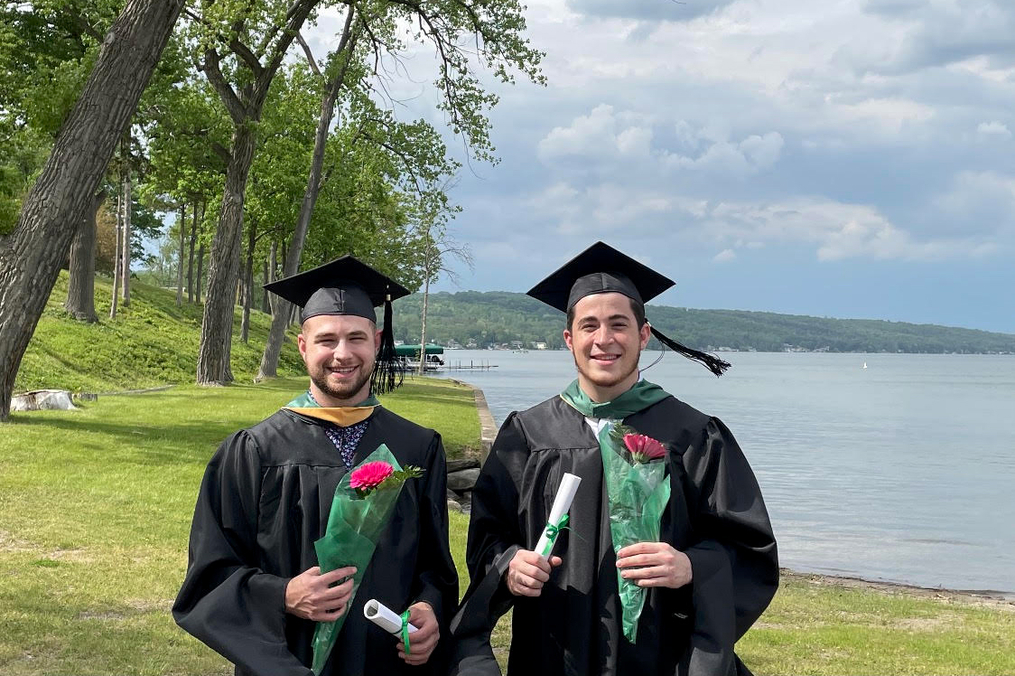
[623,433,667,462]
[349,461,394,492]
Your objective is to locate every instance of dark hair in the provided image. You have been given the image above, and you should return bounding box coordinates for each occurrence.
[566,295,646,330]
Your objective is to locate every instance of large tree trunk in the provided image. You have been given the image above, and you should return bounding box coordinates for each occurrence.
[198,0,319,386]
[257,22,355,380]
[64,190,105,321]
[196,126,257,384]
[240,219,255,343]
[175,203,185,307]
[120,135,132,307]
[187,201,196,303]
[0,0,184,420]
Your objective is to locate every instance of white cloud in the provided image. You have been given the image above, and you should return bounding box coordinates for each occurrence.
[537,105,655,160]
[713,248,737,262]
[977,121,1012,139]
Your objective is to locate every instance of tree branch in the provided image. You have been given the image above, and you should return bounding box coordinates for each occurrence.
[202,49,247,124]
[229,37,265,80]
[295,32,322,78]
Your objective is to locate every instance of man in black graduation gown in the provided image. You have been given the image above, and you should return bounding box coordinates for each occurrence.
[451,242,778,676]
[173,256,458,676]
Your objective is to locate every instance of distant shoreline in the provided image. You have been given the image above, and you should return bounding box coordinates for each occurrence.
[781,569,1015,605]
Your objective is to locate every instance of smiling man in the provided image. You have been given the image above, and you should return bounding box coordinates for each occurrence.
[451,242,778,676]
[173,256,457,676]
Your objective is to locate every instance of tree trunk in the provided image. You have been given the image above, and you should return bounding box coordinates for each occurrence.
[187,201,196,303]
[261,248,271,314]
[196,240,204,303]
[196,125,257,384]
[0,0,184,420]
[175,203,185,307]
[64,190,105,321]
[120,134,132,307]
[257,24,356,380]
[240,219,254,343]
[418,274,430,376]
[110,191,122,319]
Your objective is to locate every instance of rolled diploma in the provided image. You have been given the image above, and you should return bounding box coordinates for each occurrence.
[534,472,582,559]
[363,599,418,636]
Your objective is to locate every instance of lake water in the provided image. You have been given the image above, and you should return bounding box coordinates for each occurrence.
[434,349,1015,593]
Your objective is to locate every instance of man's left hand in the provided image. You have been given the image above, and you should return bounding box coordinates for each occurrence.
[396,601,439,666]
[616,542,692,588]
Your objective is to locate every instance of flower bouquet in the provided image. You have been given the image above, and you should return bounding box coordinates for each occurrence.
[311,445,422,674]
[598,424,671,643]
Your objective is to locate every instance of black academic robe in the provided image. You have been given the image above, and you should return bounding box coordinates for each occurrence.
[173,407,458,676]
[451,395,778,676]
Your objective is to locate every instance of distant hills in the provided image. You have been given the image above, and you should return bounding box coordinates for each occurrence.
[392,291,1015,354]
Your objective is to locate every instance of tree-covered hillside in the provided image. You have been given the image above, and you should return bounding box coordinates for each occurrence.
[392,291,1015,354]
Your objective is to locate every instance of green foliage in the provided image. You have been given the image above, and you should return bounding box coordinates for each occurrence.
[391,291,1015,354]
[15,271,305,393]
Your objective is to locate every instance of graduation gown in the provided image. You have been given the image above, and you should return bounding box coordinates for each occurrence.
[451,395,778,676]
[173,406,458,676]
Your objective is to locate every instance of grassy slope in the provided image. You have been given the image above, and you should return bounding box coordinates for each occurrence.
[15,272,306,393]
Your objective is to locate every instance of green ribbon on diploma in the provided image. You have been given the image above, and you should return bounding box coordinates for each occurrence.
[400,610,411,655]
[539,513,570,557]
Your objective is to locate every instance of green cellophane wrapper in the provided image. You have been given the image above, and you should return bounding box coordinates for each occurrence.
[599,424,671,644]
[311,445,407,675]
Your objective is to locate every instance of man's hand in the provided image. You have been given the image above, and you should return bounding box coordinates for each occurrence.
[616,542,692,588]
[284,566,357,622]
[505,549,562,597]
[397,601,439,666]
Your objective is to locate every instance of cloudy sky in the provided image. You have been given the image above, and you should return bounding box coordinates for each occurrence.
[316,0,1015,333]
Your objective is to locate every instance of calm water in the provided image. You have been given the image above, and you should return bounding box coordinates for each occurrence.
[435,350,1015,593]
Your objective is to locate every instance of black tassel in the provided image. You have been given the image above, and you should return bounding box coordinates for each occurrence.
[650,326,731,377]
[371,295,404,395]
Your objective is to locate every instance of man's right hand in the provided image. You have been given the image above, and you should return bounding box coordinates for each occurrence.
[285,566,357,621]
[505,549,562,597]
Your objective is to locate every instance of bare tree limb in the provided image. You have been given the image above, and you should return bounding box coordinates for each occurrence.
[296,32,322,78]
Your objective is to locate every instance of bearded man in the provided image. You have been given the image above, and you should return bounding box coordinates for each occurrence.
[173,256,457,676]
[451,242,778,676]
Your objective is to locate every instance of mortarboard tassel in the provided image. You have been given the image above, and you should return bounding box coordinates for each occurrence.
[371,294,404,395]
[650,325,731,377]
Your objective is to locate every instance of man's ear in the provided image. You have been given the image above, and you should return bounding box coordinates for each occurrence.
[297,332,308,359]
[563,328,574,352]
[639,322,651,350]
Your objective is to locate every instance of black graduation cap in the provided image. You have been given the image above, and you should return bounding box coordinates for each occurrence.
[527,241,731,377]
[263,255,410,394]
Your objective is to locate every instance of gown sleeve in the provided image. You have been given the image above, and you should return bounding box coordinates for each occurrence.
[448,412,528,675]
[679,417,780,676]
[172,430,309,676]
[409,433,460,631]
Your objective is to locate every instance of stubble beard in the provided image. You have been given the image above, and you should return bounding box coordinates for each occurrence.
[309,360,374,403]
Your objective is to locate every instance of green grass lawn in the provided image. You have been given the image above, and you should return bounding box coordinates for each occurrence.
[0,379,1012,674]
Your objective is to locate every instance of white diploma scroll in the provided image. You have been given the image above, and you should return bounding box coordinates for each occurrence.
[534,472,582,559]
[363,599,418,636]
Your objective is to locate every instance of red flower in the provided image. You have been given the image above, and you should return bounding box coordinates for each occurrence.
[349,461,394,492]
[623,433,667,462]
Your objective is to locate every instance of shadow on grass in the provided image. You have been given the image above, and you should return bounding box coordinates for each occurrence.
[10,416,236,464]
